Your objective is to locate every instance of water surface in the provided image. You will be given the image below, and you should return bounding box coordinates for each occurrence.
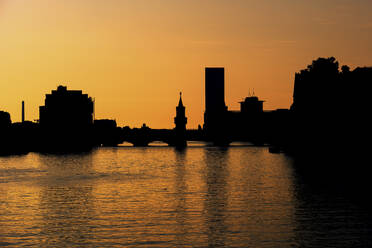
[0,146,371,247]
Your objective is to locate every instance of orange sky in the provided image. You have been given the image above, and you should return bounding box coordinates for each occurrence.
[1,0,372,128]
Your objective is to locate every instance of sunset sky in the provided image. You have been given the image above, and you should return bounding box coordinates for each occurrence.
[1,0,372,128]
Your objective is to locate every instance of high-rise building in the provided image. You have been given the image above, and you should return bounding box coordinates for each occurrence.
[205,67,226,113]
[204,67,227,133]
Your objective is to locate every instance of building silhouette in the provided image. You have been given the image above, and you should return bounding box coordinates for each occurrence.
[0,111,11,129]
[38,85,95,151]
[205,68,227,114]
[0,111,11,155]
[225,95,268,144]
[174,92,187,147]
[39,85,94,128]
[93,119,121,146]
[202,67,289,145]
[240,96,264,114]
[203,68,228,142]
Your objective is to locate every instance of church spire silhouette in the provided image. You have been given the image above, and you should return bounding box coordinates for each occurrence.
[178,92,184,107]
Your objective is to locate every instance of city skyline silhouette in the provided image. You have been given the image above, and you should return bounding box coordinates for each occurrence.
[1,1,372,128]
[1,57,371,153]
[2,2,372,247]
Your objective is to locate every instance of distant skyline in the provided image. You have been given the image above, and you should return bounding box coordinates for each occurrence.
[1,0,372,128]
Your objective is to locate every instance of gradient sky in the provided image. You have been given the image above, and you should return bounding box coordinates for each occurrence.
[1,0,372,128]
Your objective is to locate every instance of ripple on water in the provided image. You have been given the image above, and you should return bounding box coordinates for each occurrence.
[0,148,372,247]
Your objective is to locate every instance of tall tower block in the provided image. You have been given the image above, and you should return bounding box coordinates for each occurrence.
[204,68,227,133]
[205,67,226,113]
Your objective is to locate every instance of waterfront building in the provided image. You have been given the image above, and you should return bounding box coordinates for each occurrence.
[202,67,289,144]
[38,85,94,151]
[0,111,11,129]
[39,85,94,129]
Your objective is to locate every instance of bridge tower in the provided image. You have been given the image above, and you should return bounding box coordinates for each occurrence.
[174,92,187,147]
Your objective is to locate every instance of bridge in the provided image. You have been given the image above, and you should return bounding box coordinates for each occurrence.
[95,125,267,147]
[120,128,205,147]
[122,128,174,146]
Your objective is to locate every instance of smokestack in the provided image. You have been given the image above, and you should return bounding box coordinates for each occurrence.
[22,101,25,123]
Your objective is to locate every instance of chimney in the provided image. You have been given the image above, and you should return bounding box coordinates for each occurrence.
[22,101,25,123]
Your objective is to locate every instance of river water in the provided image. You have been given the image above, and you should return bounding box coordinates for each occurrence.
[0,144,371,247]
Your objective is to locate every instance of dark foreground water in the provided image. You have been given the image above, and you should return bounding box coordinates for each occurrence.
[1,144,371,247]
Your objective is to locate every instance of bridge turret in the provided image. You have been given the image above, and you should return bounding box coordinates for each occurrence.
[173,92,187,147]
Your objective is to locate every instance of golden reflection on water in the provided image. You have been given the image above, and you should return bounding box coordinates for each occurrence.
[0,147,297,247]
[1,147,370,247]
[203,148,229,247]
